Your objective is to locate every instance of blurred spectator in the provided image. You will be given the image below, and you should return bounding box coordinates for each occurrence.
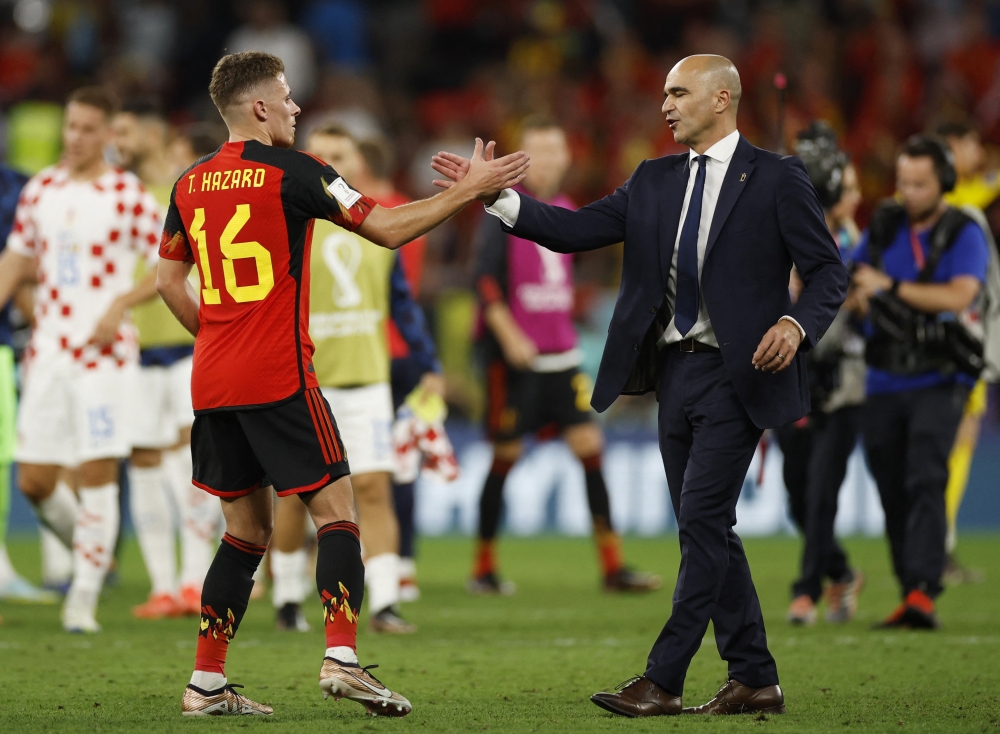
[226,0,317,101]
[300,0,370,70]
[940,121,1000,211]
[4,0,1000,425]
[167,121,228,176]
[5,101,63,175]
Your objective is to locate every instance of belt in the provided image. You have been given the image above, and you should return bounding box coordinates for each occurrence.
[676,338,720,353]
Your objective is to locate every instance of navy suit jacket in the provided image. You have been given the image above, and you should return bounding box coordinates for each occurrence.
[502,135,849,429]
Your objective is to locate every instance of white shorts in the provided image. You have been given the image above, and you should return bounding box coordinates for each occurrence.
[131,356,194,449]
[17,358,136,466]
[321,383,394,476]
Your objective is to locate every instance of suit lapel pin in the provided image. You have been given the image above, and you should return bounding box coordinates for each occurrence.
[740,172,746,182]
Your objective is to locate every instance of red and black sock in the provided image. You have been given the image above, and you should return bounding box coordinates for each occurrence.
[474,457,514,577]
[582,454,623,576]
[194,533,266,676]
[316,521,364,652]
[478,457,513,541]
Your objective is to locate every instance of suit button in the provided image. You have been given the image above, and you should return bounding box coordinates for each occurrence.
[650,306,658,314]
[633,343,639,350]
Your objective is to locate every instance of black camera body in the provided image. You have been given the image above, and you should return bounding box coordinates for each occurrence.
[863,201,985,379]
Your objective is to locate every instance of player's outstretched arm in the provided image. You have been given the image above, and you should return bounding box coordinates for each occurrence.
[356,139,528,251]
[0,249,35,313]
[433,148,631,253]
[156,259,200,337]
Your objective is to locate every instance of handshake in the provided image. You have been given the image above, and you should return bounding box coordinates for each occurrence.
[430,138,529,205]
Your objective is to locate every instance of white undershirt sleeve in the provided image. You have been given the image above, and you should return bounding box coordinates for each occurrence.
[484,189,521,228]
[779,315,807,342]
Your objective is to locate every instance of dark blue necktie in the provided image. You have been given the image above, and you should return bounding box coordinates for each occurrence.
[674,154,707,337]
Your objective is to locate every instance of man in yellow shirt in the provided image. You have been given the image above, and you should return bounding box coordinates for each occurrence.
[938,121,997,583]
[269,123,443,633]
[113,100,222,618]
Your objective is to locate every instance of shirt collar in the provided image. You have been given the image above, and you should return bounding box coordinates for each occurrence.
[689,129,741,166]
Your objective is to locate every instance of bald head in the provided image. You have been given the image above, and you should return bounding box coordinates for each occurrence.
[684,55,741,105]
[662,55,741,153]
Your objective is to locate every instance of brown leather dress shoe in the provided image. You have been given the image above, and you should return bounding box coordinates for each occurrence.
[590,676,681,717]
[682,679,785,715]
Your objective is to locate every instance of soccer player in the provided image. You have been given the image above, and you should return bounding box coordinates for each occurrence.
[360,137,434,602]
[0,87,162,632]
[155,52,527,717]
[269,123,442,635]
[113,99,222,618]
[467,117,660,594]
[0,163,57,604]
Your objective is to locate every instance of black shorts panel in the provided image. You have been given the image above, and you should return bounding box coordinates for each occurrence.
[192,388,350,498]
[485,362,593,441]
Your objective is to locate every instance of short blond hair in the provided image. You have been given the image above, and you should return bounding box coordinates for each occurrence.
[209,52,285,113]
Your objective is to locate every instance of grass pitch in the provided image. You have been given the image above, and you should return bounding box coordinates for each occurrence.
[1,534,998,732]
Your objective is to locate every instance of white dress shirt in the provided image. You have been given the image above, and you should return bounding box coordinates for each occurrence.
[659,129,741,347]
[485,129,804,348]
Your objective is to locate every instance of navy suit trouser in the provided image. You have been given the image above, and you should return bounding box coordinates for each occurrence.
[645,349,779,696]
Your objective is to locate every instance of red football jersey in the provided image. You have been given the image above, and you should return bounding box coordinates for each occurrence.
[160,140,375,412]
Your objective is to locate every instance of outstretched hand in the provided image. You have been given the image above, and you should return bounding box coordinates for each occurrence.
[431,139,528,204]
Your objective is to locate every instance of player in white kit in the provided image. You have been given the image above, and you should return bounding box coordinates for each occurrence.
[0,87,161,632]
[113,99,222,619]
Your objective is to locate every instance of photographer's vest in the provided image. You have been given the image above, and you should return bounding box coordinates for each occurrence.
[864,201,983,377]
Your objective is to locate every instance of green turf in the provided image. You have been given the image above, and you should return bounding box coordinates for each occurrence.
[1,533,998,732]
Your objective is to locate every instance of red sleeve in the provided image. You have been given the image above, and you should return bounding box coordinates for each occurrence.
[159,186,194,262]
[286,150,377,232]
[330,193,377,233]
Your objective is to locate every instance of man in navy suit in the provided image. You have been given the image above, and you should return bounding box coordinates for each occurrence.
[432,55,848,717]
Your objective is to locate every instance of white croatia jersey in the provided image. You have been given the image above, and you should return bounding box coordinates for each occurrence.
[7,164,161,369]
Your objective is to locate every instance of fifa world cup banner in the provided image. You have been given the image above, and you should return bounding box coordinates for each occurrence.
[414,426,929,537]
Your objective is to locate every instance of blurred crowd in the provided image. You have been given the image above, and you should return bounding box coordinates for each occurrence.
[4,0,1000,421]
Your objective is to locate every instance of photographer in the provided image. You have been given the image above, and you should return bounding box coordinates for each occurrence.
[778,122,866,626]
[851,136,989,629]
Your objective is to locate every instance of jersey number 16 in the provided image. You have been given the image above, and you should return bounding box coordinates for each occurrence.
[190,204,274,305]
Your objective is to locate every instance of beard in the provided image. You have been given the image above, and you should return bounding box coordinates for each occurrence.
[905,199,942,225]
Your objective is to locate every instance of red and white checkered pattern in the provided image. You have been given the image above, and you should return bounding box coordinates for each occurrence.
[8,164,161,370]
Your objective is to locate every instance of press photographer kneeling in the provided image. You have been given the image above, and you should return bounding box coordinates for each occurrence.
[851,135,989,629]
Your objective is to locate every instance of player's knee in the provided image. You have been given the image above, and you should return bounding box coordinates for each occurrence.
[18,470,55,503]
[130,448,162,468]
[566,423,604,458]
[492,440,522,463]
[352,473,392,505]
[78,459,119,487]
[259,518,274,545]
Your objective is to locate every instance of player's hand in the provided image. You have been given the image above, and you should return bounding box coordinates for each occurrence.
[501,330,538,370]
[431,150,472,188]
[432,139,529,204]
[752,319,802,373]
[418,371,446,399]
[89,298,126,347]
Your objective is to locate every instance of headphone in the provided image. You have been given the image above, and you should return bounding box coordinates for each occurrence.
[795,121,850,210]
[902,135,957,194]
